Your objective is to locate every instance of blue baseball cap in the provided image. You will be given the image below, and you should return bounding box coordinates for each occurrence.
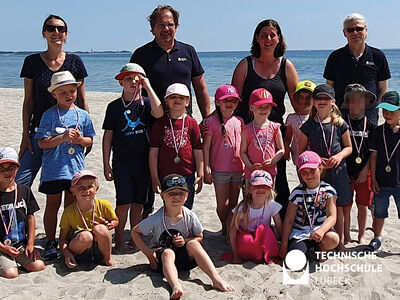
[376,91,400,112]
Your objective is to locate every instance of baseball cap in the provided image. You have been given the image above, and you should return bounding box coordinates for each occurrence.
[249,88,276,107]
[164,83,190,99]
[376,91,400,112]
[249,170,273,188]
[161,174,189,193]
[0,147,19,165]
[297,151,322,171]
[312,84,335,99]
[115,63,146,80]
[71,170,98,187]
[215,84,241,102]
[295,80,316,94]
[48,71,82,93]
[342,83,376,110]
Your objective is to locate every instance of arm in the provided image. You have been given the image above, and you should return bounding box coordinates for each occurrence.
[240,130,259,171]
[202,134,213,184]
[76,79,89,112]
[19,78,34,159]
[70,131,93,147]
[141,76,164,118]
[279,201,298,259]
[326,79,335,88]
[377,80,389,104]
[231,58,247,96]
[285,59,298,105]
[192,74,211,119]
[229,223,241,264]
[149,147,161,193]
[25,214,39,259]
[131,225,160,270]
[193,149,204,193]
[272,129,285,165]
[59,228,77,269]
[102,130,114,181]
[173,232,203,247]
[272,213,283,237]
[370,151,380,194]
[38,129,75,149]
[298,131,309,155]
[310,195,338,242]
[283,125,293,160]
[326,129,352,168]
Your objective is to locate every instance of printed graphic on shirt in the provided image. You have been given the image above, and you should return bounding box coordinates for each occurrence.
[252,130,273,151]
[1,198,27,244]
[163,126,189,149]
[121,110,146,136]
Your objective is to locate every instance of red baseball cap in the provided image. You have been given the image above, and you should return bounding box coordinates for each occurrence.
[297,151,322,171]
[215,84,241,101]
[249,88,276,107]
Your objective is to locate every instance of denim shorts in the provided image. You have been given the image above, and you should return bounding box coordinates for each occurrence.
[211,171,242,184]
[372,186,400,219]
[16,134,43,187]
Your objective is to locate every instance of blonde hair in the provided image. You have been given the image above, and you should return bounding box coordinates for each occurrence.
[310,102,344,126]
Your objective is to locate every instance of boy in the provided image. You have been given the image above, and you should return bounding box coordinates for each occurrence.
[341,84,376,245]
[36,71,96,260]
[284,80,316,166]
[149,83,204,209]
[369,91,400,251]
[131,174,233,299]
[0,147,45,278]
[102,63,163,252]
[59,170,118,268]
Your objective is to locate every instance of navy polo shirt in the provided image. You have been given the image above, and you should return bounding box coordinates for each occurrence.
[324,44,391,125]
[130,39,204,116]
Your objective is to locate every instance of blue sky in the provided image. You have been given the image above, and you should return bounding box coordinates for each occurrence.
[1,0,398,52]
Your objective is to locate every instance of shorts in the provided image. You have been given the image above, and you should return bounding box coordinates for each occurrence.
[70,230,103,264]
[113,160,150,206]
[39,180,72,195]
[154,243,197,273]
[288,238,319,260]
[211,171,242,184]
[345,177,373,207]
[322,165,351,207]
[0,245,32,274]
[372,186,400,219]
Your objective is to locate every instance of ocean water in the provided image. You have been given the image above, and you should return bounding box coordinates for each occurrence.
[1,49,400,95]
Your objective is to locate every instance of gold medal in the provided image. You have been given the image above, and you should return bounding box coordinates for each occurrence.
[68,146,75,155]
[174,156,181,164]
[4,239,11,246]
[385,165,392,173]
[355,157,362,164]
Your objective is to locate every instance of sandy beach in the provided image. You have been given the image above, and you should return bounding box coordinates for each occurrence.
[0,87,399,300]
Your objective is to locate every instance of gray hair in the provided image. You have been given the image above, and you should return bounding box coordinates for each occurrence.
[343,13,367,29]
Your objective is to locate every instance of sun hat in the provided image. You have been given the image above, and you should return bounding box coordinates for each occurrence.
[295,80,316,94]
[376,91,400,112]
[0,147,19,166]
[312,84,335,99]
[48,71,82,93]
[249,170,273,188]
[115,63,146,80]
[297,151,322,171]
[161,174,189,193]
[341,83,376,109]
[215,84,241,102]
[71,170,97,187]
[164,83,190,99]
[249,88,276,107]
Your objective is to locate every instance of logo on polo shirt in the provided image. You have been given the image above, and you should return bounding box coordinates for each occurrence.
[365,61,375,66]
[177,57,187,62]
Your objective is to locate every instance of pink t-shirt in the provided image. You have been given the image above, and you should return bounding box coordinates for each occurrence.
[243,121,281,178]
[206,114,244,173]
[285,113,309,166]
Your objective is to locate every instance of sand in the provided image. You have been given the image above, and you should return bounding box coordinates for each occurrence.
[0,87,399,299]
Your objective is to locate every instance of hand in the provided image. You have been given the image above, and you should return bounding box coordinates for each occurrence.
[262,159,273,169]
[2,245,20,257]
[64,251,78,269]
[104,164,114,181]
[283,148,290,161]
[199,119,209,138]
[152,178,162,194]
[279,244,288,260]
[204,172,213,185]
[70,130,83,144]
[325,154,342,169]
[19,134,33,160]
[232,255,242,264]
[25,243,35,259]
[251,163,262,171]
[63,129,76,142]
[194,176,203,193]
[371,177,380,194]
[139,75,151,90]
[93,218,112,229]
[356,167,368,184]
[310,228,325,242]
[173,234,185,248]
[144,247,161,270]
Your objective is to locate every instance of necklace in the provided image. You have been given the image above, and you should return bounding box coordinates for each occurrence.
[169,115,186,164]
[316,115,334,157]
[348,116,367,164]
[0,185,18,246]
[162,207,189,237]
[57,105,80,155]
[75,199,96,231]
[382,125,400,173]
[302,185,321,229]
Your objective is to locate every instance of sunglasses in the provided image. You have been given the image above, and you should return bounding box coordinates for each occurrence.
[44,25,67,33]
[345,27,365,33]
[164,177,187,188]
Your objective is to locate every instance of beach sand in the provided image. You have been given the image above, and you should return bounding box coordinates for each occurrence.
[0,87,399,299]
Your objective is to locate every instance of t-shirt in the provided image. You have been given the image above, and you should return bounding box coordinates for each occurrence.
[206,114,244,172]
[138,206,203,247]
[150,115,202,178]
[20,53,88,133]
[233,200,281,232]
[243,121,281,178]
[130,40,204,116]
[369,123,400,188]
[59,198,117,233]
[35,105,96,182]
[0,184,39,246]
[285,113,309,166]
[102,97,153,161]
[289,182,336,240]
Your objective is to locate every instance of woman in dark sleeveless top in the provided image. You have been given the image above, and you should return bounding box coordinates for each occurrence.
[231,19,298,218]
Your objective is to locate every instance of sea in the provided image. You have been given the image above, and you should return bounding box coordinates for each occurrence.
[1,49,400,94]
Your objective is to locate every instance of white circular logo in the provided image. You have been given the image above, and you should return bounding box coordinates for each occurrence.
[285,249,307,271]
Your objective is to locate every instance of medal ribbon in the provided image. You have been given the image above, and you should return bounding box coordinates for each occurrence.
[0,185,18,242]
[76,200,96,231]
[169,115,186,158]
[382,125,400,166]
[302,185,321,229]
[56,105,80,145]
[316,115,334,157]
[348,116,367,158]
[162,207,189,237]
[121,80,143,109]
[225,125,238,158]
[252,121,269,160]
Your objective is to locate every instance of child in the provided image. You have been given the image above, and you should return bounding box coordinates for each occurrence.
[284,80,316,166]
[298,84,352,251]
[36,71,96,260]
[102,63,163,252]
[59,170,118,268]
[131,174,234,299]
[228,170,282,264]
[341,84,376,245]
[149,83,204,209]
[369,91,400,251]
[279,151,339,260]
[240,88,284,185]
[203,84,244,235]
[0,147,45,278]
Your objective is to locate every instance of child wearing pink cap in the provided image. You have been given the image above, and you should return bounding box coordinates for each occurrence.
[226,170,282,264]
[279,151,339,260]
[203,85,245,235]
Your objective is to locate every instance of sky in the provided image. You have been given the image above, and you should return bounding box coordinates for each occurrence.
[1,0,399,52]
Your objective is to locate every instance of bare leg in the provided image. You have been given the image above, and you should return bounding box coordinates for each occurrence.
[115,205,130,251]
[92,224,114,266]
[24,259,46,273]
[64,191,75,208]
[319,231,340,251]
[68,230,93,255]
[373,218,385,237]
[213,183,230,235]
[335,207,347,251]
[44,193,62,241]
[1,267,18,279]
[161,249,183,299]
[356,203,368,244]
[343,204,352,244]
[129,203,143,245]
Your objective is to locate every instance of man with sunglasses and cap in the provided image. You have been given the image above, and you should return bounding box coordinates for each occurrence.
[324,13,390,126]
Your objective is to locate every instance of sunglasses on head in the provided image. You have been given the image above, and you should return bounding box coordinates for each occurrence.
[165,177,187,188]
[345,27,365,33]
[44,25,67,33]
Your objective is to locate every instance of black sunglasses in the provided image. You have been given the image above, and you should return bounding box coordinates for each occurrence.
[44,25,67,33]
[345,27,365,33]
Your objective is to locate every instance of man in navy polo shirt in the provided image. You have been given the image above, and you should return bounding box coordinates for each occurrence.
[130,5,211,119]
[323,13,390,125]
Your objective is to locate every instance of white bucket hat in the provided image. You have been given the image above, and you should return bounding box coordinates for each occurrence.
[48,71,82,93]
[164,83,190,99]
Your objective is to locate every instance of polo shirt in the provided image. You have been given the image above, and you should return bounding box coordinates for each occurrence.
[130,39,204,116]
[323,44,391,125]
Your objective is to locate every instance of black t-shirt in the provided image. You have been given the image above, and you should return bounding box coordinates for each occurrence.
[0,184,39,246]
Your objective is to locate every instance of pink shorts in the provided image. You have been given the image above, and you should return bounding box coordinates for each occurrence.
[345,174,373,207]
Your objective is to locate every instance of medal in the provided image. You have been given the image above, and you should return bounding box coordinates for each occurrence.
[348,116,367,166]
[0,185,18,247]
[355,157,362,164]
[68,146,75,155]
[57,105,80,154]
[317,115,334,157]
[3,239,11,246]
[382,125,400,174]
[174,156,181,164]
[385,165,392,173]
[252,121,269,160]
[169,115,186,164]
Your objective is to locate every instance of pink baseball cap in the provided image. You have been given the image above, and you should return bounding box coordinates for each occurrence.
[297,151,322,171]
[249,88,276,107]
[249,170,273,188]
[215,84,241,101]
[71,170,98,187]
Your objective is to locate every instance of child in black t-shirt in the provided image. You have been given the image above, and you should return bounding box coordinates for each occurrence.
[102,63,163,252]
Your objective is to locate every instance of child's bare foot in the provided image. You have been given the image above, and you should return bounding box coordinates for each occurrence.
[344,235,352,245]
[170,285,184,299]
[358,235,367,245]
[104,258,115,266]
[212,276,234,292]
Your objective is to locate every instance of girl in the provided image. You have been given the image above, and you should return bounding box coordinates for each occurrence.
[279,151,339,260]
[203,85,244,235]
[298,84,352,251]
[228,170,282,264]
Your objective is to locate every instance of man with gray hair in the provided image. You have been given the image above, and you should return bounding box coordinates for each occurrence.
[323,13,390,125]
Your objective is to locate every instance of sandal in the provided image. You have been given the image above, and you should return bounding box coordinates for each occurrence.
[366,238,381,252]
